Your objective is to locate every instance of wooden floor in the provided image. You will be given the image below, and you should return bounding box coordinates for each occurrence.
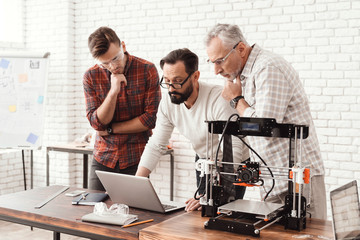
[0,220,88,240]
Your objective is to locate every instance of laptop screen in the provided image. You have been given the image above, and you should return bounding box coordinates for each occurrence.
[95,170,185,213]
[330,180,360,240]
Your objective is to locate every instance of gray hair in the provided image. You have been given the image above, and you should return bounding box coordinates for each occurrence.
[205,24,248,49]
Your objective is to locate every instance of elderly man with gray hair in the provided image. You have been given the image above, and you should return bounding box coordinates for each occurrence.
[205,23,327,219]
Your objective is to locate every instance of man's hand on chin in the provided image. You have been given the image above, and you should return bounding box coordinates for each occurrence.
[222,76,242,101]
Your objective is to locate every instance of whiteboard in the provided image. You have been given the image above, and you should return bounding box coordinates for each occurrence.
[0,54,49,149]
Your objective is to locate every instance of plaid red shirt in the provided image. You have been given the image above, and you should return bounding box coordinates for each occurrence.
[83,52,161,169]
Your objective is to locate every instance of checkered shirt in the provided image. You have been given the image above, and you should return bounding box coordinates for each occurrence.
[83,53,161,169]
[241,44,325,198]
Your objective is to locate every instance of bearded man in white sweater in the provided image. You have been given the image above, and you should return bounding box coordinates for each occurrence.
[136,48,249,212]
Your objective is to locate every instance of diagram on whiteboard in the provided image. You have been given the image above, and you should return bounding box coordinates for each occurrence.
[0,57,48,148]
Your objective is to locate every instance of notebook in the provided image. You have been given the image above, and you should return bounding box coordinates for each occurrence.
[330,180,360,240]
[95,170,185,213]
[81,212,138,226]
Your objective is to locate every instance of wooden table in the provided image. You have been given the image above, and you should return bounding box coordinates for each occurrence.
[0,185,183,240]
[140,210,334,240]
[46,143,93,188]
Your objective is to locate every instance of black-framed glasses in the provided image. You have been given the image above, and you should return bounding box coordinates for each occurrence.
[207,42,240,66]
[160,72,194,89]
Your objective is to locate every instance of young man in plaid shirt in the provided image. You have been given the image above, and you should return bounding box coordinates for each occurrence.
[83,27,161,190]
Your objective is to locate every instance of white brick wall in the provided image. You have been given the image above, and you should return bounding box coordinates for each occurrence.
[0,0,359,219]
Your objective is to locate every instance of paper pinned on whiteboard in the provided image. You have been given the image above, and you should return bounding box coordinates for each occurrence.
[37,96,44,104]
[0,58,10,69]
[26,133,39,144]
[8,105,16,112]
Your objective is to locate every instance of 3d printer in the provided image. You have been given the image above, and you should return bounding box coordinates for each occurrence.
[195,115,310,237]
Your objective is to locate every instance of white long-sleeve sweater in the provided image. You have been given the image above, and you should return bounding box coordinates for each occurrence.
[139,81,249,172]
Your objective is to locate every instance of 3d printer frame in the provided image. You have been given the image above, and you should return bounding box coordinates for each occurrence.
[196,116,310,237]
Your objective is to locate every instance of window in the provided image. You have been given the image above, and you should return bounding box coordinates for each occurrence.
[0,0,23,43]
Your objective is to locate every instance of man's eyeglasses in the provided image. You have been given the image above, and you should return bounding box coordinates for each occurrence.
[98,49,124,69]
[160,72,194,89]
[207,42,240,66]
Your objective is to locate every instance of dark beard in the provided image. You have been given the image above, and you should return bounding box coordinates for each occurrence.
[168,84,193,105]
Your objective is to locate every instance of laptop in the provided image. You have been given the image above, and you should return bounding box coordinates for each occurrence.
[95,170,186,213]
[330,180,360,240]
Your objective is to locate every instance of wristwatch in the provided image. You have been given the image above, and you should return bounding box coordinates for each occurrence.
[106,124,114,135]
[230,96,244,109]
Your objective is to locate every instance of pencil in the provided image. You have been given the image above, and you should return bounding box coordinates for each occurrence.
[122,219,154,228]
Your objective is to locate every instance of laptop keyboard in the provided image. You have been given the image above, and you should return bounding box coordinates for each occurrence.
[162,204,177,210]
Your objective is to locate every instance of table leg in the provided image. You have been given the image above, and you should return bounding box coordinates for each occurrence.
[22,150,27,190]
[83,154,88,189]
[31,150,33,189]
[170,151,174,201]
[46,148,50,186]
[53,231,60,240]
